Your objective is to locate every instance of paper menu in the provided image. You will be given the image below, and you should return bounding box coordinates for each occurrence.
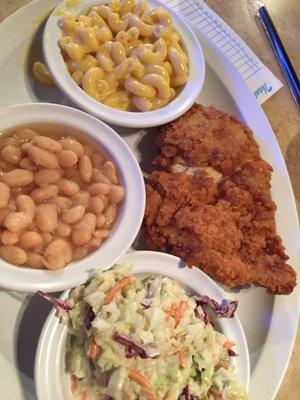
[163,0,282,104]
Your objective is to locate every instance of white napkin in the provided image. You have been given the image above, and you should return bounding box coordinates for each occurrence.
[164,0,282,104]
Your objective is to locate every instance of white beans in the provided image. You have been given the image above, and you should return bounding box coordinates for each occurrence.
[59,138,84,157]
[44,239,72,270]
[34,169,62,185]
[103,161,118,184]
[62,205,85,224]
[109,185,125,204]
[71,191,90,207]
[0,182,10,208]
[104,205,118,227]
[95,213,106,228]
[0,128,124,269]
[92,168,111,184]
[28,145,59,169]
[93,228,110,239]
[19,157,36,171]
[58,179,80,196]
[78,154,92,182]
[33,135,63,153]
[91,152,104,167]
[88,183,110,196]
[4,212,30,232]
[57,150,78,167]
[36,203,58,232]
[72,212,96,246]
[26,252,46,269]
[0,245,27,265]
[89,196,105,214]
[1,169,34,187]
[73,246,88,260]
[56,221,71,237]
[52,196,73,213]
[1,145,22,165]
[1,230,19,245]
[19,231,43,249]
[15,128,38,141]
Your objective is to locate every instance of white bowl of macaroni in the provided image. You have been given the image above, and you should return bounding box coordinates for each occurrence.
[0,103,145,292]
[43,0,205,127]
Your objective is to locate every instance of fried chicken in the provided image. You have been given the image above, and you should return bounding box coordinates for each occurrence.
[155,104,260,174]
[144,104,296,295]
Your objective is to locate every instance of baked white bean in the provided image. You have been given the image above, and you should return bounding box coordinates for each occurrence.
[19,157,36,171]
[104,204,118,227]
[95,213,106,228]
[1,230,19,245]
[73,246,88,260]
[78,154,92,182]
[26,252,46,269]
[19,231,43,249]
[109,185,125,204]
[103,161,118,184]
[31,184,59,202]
[52,196,73,213]
[58,179,80,196]
[62,205,85,224]
[72,212,96,246]
[1,169,34,187]
[0,245,27,265]
[92,168,111,184]
[34,168,62,185]
[44,239,73,270]
[0,182,10,208]
[59,138,84,157]
[57,150,78,167]
[33,135,63,153]
[28,145,59,169]
[71,191,90,207]
[89,196,105,214]
[36,203,58,232]
[0,125,124,269]
[1,145,22,165]
[56,221,71,237]
[88,182,110,196]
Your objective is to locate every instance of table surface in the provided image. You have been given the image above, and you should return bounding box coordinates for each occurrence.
[0,0,299,399]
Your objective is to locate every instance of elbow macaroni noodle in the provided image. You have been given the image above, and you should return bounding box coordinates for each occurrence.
[59,0,189,111]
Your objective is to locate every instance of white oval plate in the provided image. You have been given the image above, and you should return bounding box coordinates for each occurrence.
[0,1,298,400]
[35,250,250,400]
[0,103,145,293]
[43,0,205,128]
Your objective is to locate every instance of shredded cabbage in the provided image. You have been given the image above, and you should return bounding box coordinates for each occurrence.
[58,265,247,400]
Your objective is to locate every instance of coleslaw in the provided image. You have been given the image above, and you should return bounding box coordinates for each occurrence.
[54,265,247,400]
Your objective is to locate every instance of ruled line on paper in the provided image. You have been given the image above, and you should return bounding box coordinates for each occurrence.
[163,0,282,104]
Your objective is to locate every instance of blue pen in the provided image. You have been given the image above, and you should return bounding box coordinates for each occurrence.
[258,6,300,110]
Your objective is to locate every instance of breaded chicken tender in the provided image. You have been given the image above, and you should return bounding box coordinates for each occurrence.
[144,104,296,295]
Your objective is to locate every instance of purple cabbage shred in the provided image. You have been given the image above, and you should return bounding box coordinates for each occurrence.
[193,295,238,322]
[228,348,238,357]
[114,332,160,359]
[84,306,95,329]
[37,290,71,312]
[181,386,199,400]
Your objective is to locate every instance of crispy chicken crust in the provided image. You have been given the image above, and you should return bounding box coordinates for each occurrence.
[144,105,296,294]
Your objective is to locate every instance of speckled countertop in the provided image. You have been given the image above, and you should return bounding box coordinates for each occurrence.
[0,1,299,399]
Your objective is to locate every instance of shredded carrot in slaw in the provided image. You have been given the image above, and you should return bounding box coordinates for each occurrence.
[103,277,134,305]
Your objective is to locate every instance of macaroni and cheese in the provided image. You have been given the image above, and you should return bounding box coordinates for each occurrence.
[59,0,189,111]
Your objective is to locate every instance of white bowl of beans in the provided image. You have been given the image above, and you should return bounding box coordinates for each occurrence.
[42,0,205,127]
[0,103,145,292]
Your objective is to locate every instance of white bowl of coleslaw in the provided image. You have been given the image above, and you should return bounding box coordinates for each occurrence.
[43,0,205,128]
[35,251,250,400]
